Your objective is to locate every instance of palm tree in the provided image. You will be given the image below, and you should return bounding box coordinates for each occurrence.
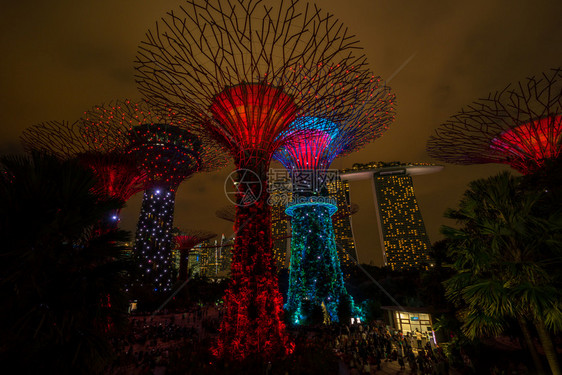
[0,152,130,374]
[442,171,562,375]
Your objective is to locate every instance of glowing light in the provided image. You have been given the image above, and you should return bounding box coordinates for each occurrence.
[490,115,562,173]
[209,84,299,156]
[275,117,339,171]
[130,187,178,292]
[285,202,354,324]
[210,83,296,361]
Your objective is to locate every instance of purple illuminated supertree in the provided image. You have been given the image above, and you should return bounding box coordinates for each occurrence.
[20,120,147,230]
[135,0,377,360]
[273,79,395,324]
[81,100,226,294]
[427,67,562,175]
[174,230,216,281]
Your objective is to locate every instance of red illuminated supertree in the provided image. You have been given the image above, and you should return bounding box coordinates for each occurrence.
[216,205,291,224]
[81,100,227,294]
[20,120,147,229]
[135,0,375,360]
[427,67,562,175]
[174,230,216,281]
[19,120,147,334]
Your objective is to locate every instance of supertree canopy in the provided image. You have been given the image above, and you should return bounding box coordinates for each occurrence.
[127,123,202,188]
[20,120,147,229]
[82,100,226,294]
[273,80,395,325]
[135,0,378,360]
[274,85,395,176]
[174,230,216,281]
[427,67,562,175]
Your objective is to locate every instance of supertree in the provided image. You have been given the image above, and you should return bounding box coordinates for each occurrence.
[273,78,395,324]
[174,230,216,281]
[427,67,562,175]
[216,203,292,271]
[20,120,147,230]
[135,0,377,360]
[19,121,147,334]
[81,100,226,294]
[215,204,290,225]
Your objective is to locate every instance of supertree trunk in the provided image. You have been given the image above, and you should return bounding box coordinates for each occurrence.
[178,248,190,281]
[132,185,176,293]
[285,202,349,324]
[214,157,292,360]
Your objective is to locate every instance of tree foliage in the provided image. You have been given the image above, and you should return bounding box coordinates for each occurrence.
[442,171,562,374]
[0,153,130,373]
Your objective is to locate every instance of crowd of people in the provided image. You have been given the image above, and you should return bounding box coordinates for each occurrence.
[328,323,451,374]
[107,302,460,374]
[108,305,221,374]
[284,322,453,374]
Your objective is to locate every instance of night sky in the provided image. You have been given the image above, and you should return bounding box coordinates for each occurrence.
[1,0,561,265]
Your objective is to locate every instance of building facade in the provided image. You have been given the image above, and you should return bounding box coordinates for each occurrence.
[188,234,233,278]
[327,177,359,276]
[271,197,290,271]
[372,174,431,270]
[341,162,442,270]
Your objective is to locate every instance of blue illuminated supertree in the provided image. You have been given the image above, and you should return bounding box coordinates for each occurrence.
[82,101,226,294]
[273,80,396,324]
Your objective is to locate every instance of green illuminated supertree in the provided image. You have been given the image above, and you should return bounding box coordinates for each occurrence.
[273,78,395,324]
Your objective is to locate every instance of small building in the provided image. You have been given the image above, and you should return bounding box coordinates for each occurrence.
[381,305,447,346]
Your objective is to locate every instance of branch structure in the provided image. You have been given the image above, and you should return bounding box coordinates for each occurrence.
[20,121,147,229]
[135,0,378,360]
[82,100,227,294]
[427,67,562,174]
